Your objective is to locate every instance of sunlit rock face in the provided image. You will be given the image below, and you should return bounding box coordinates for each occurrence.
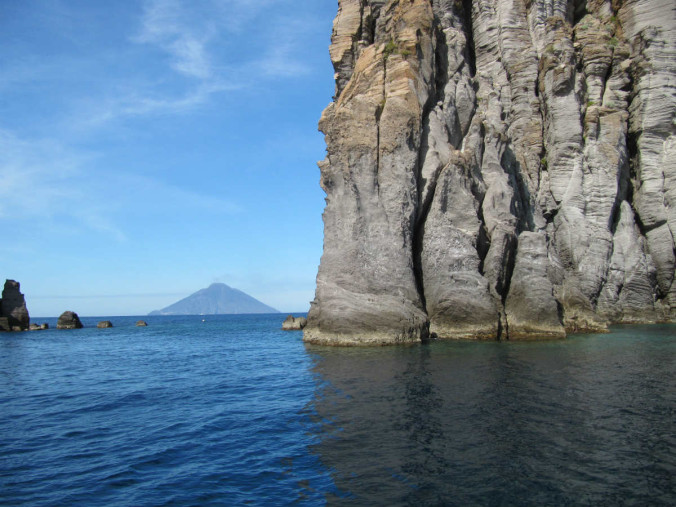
[304,0,675,345]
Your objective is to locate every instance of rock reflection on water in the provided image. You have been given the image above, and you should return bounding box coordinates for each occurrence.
[304,326,676,506]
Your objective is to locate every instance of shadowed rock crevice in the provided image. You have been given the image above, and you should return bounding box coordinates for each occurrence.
[460,0,476,76]
[305,0,676,345]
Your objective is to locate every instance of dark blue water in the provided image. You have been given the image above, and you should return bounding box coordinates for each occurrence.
[1,316,674,506]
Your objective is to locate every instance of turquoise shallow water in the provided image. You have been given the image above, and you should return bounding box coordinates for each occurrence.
[1,315,674,505]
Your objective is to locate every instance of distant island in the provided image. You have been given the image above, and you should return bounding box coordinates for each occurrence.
[149,283,279,315]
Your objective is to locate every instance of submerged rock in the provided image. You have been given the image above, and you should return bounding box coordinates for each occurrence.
[282,315,307,331]
[305,0,676,345]
[97,321,113,328]
[57,311,83,330]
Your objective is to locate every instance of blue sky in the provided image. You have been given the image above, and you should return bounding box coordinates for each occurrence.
[0,0,337,316]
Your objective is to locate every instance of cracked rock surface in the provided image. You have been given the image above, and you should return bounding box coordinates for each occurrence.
[304,0,675,345]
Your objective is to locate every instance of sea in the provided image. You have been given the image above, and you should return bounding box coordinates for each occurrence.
[0,314,674,506]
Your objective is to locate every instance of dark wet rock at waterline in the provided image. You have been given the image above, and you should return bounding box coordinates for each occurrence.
[57,311,83,330]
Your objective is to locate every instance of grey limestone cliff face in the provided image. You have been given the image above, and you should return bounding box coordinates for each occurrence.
[305,0,675,345]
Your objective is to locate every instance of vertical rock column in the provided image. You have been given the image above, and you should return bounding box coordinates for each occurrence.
[0,280,30,331]
[417,0,501,339]
[304,0,436,345]
[619,0,676,319]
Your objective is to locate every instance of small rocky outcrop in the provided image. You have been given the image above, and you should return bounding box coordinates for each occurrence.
[57,311,83,330]
[136,320,148,327]
[305,0,676,345]
[0,280,30,331]
[97,321,113,328]
[282,315,307,331]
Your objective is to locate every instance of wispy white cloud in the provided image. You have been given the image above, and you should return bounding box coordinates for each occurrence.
[134,0,215,79]
[98,0,293,123]
[0,130,92,217]
[0,0,322,245]
[109,172,243,216]
[255,42,311,79]
[0,128,240,241]
[252,16,314,78]
[75,80,240,128]
[209,0,280,32]
[0,129,129,241]
[3,0,320,133]
[134,0,314,85]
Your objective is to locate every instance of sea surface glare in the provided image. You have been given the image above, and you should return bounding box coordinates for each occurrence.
[0,315,674,506]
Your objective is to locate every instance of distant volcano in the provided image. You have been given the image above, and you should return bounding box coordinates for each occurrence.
[149,283,279,315]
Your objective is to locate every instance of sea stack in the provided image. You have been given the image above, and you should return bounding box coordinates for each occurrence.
[0,279,30,331]
[304,0,675,345]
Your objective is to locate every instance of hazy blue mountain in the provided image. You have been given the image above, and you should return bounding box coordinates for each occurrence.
[149,283,279,315]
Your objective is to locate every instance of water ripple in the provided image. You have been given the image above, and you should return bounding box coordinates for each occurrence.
[1,318,674,505]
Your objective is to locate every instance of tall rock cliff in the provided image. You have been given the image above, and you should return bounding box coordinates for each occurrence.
[305,0,675,345]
